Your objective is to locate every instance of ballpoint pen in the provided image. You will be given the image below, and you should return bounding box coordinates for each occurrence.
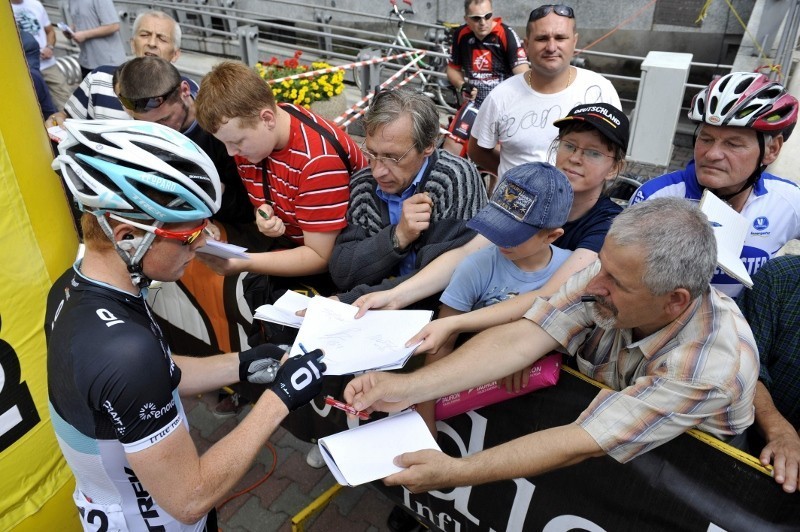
[325,396,370,420]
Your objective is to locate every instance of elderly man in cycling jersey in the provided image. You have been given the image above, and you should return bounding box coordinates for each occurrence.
[631,72,800,299]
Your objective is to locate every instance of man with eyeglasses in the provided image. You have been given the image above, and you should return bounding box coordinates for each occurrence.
[469,4,620,179]
[328,88,487,305]
[114,56,253,226]
[442,0,529,156]
[47,10,184,127]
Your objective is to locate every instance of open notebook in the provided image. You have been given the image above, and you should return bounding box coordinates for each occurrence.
[288,296,432,375]
[318,409,440,487]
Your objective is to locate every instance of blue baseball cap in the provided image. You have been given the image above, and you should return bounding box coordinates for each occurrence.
[467,162,573,248]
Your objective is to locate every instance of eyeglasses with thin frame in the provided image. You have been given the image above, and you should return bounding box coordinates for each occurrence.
[118,82,181,113]
[360,140,416,166]
[466,12,493,22]
[528,4,575,22]
[557,140,615,164]
[107,213,208,246]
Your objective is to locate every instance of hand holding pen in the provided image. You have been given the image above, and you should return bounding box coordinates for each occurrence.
[254,203,286,238]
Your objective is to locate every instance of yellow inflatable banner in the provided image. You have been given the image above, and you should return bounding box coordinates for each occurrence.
[1,3,81,530]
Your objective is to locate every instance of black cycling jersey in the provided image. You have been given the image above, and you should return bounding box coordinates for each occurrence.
[46,264,205,531]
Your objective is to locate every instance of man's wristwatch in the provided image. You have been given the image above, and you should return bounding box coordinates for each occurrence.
[390,226,407,253]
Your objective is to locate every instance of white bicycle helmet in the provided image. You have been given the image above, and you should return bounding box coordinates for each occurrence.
[53,119,221,222]
[689,72,798,136]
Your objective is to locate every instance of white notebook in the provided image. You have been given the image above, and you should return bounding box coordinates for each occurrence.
[253,290,311,328]
[289,296,432,375]
[318,410,440,487]
[699,189,753,288]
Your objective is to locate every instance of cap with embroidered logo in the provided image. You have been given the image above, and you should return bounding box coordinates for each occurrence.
[467,162,573,248]
[553,103,629,151]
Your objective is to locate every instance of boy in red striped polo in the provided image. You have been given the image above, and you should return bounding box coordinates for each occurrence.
[195,60,367,278]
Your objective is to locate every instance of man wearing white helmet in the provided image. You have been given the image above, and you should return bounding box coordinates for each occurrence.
[631,72,800,298]
[46,120,326,530]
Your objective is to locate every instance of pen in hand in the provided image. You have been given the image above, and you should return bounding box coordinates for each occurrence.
[325,396,370,420]
[258,208,271,220]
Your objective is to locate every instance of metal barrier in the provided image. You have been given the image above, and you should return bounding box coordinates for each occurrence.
[55,55,82,85]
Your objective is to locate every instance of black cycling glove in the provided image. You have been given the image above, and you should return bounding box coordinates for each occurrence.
[460,81,476,98]
[238,343,285,384]
[269,349,326,411]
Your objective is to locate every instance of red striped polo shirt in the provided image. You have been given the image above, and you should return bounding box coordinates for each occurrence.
[235,104,367,244]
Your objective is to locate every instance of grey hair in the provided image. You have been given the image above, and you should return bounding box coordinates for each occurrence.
[364,89,440,153]
[607,197,716,299]
[133,10,181,50]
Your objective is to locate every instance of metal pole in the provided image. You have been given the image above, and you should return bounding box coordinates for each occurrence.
[237,25,259,67]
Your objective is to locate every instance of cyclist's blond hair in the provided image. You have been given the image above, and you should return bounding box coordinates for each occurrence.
[196,61,276,133]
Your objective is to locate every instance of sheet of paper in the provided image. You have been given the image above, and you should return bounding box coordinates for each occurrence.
[48,125,68,143]
[196,239,249,259]
[318,410,440,487]
[253,290,311,328]
[289,296,431,375]
[699,190,753,288]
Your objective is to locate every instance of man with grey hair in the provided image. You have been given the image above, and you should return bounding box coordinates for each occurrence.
[329,88,487,304]
[344,197,759,493]
[47,10,182,126]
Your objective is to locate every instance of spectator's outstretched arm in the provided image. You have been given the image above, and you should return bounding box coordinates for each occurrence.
[754,380,800,493]
[352,235,490,315]
[386,423,603,493]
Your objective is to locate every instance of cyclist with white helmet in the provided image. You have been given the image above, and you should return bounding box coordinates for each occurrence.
[47,120,326,531]
[631,71,800,298]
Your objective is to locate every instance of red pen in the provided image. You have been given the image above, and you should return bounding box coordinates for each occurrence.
[325,396,370,420]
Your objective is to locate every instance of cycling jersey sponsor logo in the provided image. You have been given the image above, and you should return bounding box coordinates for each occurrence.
[471,50,492,72]
[516,47,527,58]
[103,400,125,435]
[124,467,164,527]
[752,216,769,231]
[139,398,175,420]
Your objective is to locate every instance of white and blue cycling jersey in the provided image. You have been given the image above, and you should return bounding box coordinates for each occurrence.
[46,263,206,532]
[630,160,800,297]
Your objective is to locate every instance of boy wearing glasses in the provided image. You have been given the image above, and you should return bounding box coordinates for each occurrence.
[469,4,620,179]
[443,0,529,156]
[328,89,487,304]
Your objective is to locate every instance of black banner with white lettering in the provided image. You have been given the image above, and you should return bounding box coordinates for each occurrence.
[281,370,800,531]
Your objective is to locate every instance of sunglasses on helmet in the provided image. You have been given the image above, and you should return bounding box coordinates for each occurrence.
[117,82,181,113]
[528,4,575,22]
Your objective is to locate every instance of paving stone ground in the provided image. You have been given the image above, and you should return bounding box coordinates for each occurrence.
[184,393,397,532]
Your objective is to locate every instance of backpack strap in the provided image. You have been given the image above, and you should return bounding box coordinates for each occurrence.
[281,104,354,175]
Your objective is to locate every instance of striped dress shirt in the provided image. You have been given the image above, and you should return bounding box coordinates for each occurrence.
[524,261,759,463]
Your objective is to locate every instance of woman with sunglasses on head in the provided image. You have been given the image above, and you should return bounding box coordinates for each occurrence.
[47,119,326,531]
[354,103,628,360]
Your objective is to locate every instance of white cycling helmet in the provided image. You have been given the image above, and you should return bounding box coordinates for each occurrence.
[53,119,222,222]
[688,72,798,136]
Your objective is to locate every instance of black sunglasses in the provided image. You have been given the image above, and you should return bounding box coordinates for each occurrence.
[528,4,575,22]
[118,82,181,113]
[467,12,493,22]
